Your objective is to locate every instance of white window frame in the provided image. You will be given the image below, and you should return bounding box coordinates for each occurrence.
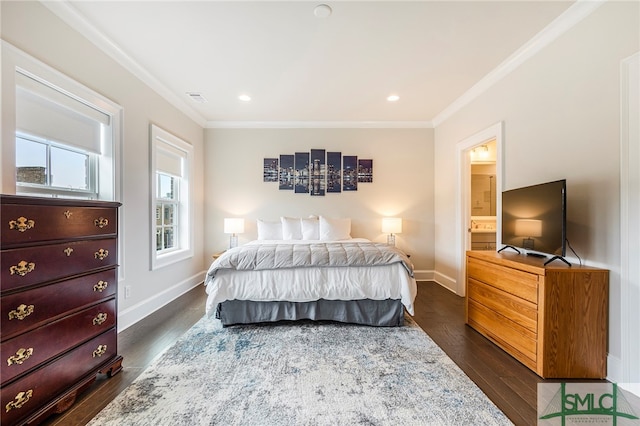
[16,133,99,199]
[5,42,121,202]
[150,124,194,270]
[155,172,180,253]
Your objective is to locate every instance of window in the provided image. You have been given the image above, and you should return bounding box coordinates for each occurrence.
[156,173,178,252]
[12,59,120,201]
[16,134,97,198]
[150,125,193,269]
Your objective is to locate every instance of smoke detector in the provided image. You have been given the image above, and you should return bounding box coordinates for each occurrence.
[314,4,332,18]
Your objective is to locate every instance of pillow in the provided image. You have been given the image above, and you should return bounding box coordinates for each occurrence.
[301,217,319,240]
[281,216,303,240]
[319,216,352,241]
[257,219,282,240]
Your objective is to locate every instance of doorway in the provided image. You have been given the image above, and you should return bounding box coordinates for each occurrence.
[455,122,503,296]
[470,143,497,251]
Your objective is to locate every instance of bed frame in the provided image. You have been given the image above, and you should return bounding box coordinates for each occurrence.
[216,298,405,327]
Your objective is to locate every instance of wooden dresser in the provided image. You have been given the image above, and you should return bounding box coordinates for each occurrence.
[466,250,608,379]
[1,195,123,425]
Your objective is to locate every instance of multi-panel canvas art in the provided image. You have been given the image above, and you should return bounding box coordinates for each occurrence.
[294,152,310,194]
[263,158,278,182]
[265,150,372,195]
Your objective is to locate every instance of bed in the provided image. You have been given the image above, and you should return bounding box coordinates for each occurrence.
[204,216,417,327]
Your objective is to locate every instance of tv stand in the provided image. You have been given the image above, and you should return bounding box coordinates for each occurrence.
[465,250,608,378]
[497,245,520,254]
[544,255,571,267]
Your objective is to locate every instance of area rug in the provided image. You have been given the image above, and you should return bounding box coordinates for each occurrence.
[88,316,512,426]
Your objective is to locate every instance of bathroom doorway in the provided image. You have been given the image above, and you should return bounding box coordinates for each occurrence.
[470,142,497,250]
[455,122,503,296]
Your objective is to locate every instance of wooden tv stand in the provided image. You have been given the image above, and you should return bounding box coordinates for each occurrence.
[465,250,608,379]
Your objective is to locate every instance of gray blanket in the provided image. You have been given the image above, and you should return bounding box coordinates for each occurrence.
[206,241,414,283]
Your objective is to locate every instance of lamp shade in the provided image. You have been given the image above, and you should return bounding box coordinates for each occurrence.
[381,217,402,234]
[515,219,542,237]
[224,218,245,234]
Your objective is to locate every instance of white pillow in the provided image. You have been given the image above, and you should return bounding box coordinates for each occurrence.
[319,216,352,241]
[257,219,282,240]
[281,216,303,240]
[301,217,319,240]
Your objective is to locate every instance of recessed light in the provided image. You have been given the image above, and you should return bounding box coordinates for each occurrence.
[238,94,251,102]
[387,95,400,102]
[314,4,332,18]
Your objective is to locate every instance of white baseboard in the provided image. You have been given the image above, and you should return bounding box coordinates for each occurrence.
[117,268,461,332]
[117,270,206,332]
[433,271,459,294]
[607,353,623,384]
[607,354,640,397]
[413,269,434,281]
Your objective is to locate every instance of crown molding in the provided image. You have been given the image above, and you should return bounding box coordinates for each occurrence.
[205,121,434,129]
[41,1,208,128]
[432,0,605,127]
[42,0,603,130]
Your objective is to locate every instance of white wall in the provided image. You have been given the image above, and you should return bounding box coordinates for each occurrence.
[204,127,435,276]
[0,1,207,330]
[433,1,639,382]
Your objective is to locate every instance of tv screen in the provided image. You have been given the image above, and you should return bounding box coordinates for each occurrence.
[501,179,566,257]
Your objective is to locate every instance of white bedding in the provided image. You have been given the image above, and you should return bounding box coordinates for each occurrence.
[204,239,417,316]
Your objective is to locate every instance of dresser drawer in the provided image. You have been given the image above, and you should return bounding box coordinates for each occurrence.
[1,269,116,340]
[1,238,117,292]
[1,204,117,247]
[468,299,537,369]
[467,256,539,303]
[1,328,117,425]
[468,278,537,332]
[1,299,116,386]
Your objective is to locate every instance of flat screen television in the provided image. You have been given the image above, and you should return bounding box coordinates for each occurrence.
[500,179,567,263]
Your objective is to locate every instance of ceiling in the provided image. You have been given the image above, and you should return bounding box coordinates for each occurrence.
[50,1,577,127]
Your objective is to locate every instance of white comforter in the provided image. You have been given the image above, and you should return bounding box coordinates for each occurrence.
[204,239,417,316]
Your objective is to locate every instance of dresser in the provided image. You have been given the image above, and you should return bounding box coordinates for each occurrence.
[466,250,608,379]
[1,195,123,425]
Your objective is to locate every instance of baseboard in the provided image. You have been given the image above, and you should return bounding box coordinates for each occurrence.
[607,354,640,397]
[118,268,459,331]
[433,271,459,294]
[607,353,623,384]
[118,270,206,332]
[413,269,434,281]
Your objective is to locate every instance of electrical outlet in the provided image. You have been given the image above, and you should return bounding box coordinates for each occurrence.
[125,285,131,298]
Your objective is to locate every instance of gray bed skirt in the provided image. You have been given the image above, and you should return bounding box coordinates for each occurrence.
[215,299,405,327]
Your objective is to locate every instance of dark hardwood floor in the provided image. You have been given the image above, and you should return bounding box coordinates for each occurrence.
[43,281,543,426]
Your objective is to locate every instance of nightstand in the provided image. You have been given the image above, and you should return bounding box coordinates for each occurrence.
[212,251,226,260]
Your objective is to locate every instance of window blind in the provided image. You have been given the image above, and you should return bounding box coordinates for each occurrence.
[156,142,185,177]
[15,72,109,154]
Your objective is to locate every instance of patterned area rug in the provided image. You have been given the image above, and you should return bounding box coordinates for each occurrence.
[89,316,512,425]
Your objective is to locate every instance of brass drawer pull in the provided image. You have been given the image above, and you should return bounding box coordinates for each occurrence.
[7,348,34,366]
[8,216,35,232]
[9,260,36,277]
[64,247,74,256]
[5,390,33,412]
[94,280,108,292]
[8,304,34,321]
[94,249,109,260]
[92,344,107,358]
[94,217,109,228]
[63,210,73,219]
[93,312,108,326]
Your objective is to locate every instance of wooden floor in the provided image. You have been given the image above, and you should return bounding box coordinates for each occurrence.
[43,281,543,426]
